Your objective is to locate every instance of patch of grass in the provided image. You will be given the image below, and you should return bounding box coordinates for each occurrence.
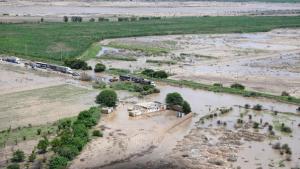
[146,59,176,65]
[79,43,101,60]
[1,16,300,63]
[100,54,137,61]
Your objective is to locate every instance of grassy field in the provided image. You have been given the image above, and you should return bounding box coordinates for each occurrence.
[1,16,300,63]
[0,84,96,130]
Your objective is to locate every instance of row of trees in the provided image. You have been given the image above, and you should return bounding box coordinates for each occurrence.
[142,69,168,79]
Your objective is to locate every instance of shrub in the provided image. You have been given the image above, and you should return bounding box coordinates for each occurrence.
[182,101,191,114]
[58,145,79,160]
[253,104,262,111]
[92,130,103,137]
[272,142,281,149]
[70,137,87,151]
[213,83,223,87]
[166,92,184,106]
[230,83,245,90]
[64,59,89,70]
[11,150,25,162]
[96,89,117,107]
[253,122,259,129]
[37,137,49,153]
[37,129,42,135]
[48,155,68,169]
[28,150,36,162]
[244,104,250,109]
[94,63,106,72]
[153,70,168,78]
[141,69,155,77]
[63,16,68,22]
[268,125,273,131]
[7,164,20,169]
[72,123,89,138]
[281,126,292,133]
[71,16,82,22]
[281,91,290,96]
[89,18,95,22]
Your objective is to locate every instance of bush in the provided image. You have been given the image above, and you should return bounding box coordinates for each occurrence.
[281,91,290,96]
[7,164,20,169]
[153,70,168,78]
[141,69,155,77]
[230,83,245,90]
[253,104,262,111]
[11,150,25,162]
[92,130,103,137]
[94,63,106,72]
[166,92,184,106]
[28,150,36,162]
[96,89,117,107]
[49,155,68,169]
[63,16,68,22]
[89,18,95,22]
[64,59,89,70]
[37,137,49,153]
[58,145,79,160]
[71,16,82,22]
[253,122,259,129]
[244,104,250,109]
[37,128,41,135]
[281,126,292,133]
[268,125,273,131]
[213,83,223,87]
[142,69,168,78]
[182,101,191,114]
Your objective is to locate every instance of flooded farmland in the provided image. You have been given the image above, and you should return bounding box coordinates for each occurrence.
[70,82,300,169]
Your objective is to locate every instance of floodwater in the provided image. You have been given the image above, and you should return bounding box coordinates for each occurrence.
[89,83,299,169]
[96,47,119,57]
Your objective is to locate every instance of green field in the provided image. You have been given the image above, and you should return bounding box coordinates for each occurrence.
[1,16,300,63]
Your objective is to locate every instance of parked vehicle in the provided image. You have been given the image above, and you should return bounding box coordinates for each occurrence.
[3,57,20,64]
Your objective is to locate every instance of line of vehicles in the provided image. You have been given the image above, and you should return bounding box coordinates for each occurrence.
[1,57,79,76]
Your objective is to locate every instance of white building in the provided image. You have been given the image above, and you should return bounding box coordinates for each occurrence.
[128,101,166,117]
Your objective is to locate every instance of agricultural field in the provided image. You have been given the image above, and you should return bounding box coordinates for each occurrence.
[1,16,300,63]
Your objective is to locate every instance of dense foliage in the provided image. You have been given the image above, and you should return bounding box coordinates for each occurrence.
[230,83,245,90]
[11,150,25,163]
[142,69,168,78]
[182,101,191,114]
[48,107,101,169]
[166,92,184,106]
[64,59,91,70]
[96,90,117,107]
[94,63,106,72]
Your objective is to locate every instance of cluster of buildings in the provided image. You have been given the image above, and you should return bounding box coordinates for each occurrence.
[128,101,166,117]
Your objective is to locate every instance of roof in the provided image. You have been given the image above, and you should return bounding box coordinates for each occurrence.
[136,101,163,109]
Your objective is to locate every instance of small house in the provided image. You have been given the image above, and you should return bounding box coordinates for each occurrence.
[102,107,114,114]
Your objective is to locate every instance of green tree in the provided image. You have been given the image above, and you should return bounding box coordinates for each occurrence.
[182,101,191,114]
[166,92,184,106]
[11,150,25,162]
[37,137,49,153]
[57,145,79,160]
[153,70,168,78]
[7,164,20,169]
[230,83,245,90]
[49,155,68,169]
[63,16,68,22]
[96,89,117,107]
[92,130,103,137]
[94,63,106,72]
